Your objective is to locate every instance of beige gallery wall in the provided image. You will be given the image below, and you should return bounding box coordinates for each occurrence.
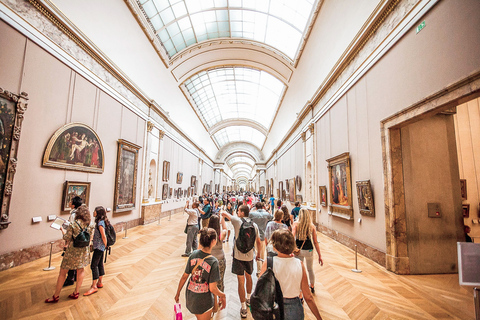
[0,19,146,255]
[313,0,480,253]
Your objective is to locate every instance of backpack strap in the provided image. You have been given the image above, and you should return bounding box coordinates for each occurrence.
[267,255,274,270]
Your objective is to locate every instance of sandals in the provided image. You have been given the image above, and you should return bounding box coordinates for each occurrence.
[45,295,59,303]
[83,288,98,296]
[68,292,80,299]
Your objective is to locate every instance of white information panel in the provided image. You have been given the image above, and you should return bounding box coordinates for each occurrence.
[457,242,480,286]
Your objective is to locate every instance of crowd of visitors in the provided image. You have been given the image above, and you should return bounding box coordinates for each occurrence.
[179,191,324,319]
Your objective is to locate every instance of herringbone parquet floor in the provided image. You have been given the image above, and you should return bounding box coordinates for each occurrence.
[0,213,475,319]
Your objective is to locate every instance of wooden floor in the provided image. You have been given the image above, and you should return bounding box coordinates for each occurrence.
[0,213,475,320]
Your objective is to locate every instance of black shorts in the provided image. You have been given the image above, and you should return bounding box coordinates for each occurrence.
[232,258,253,275]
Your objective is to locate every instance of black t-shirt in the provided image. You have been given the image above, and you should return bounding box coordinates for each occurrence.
[296,237,313,250]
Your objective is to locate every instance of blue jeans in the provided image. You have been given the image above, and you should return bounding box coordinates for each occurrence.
[284,297,304,319]
[185,225,199,254]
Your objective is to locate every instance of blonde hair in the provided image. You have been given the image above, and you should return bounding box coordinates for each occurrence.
[296,208,311,241]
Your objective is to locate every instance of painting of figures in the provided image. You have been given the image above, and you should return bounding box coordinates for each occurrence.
[114,140,141,212]
[43,123,104,173]
[327,152,353,219]
[62,181,90,211]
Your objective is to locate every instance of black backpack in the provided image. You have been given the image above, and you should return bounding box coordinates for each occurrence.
[105,222,116,247]
[73,221,90,248]
[250,256,284,320]
[236,218,256,253]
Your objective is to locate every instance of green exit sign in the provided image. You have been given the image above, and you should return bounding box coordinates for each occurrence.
[416,21,426,33]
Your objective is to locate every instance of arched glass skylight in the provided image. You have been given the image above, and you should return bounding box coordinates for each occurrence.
[138,0,316,59]
[184,67,284,130]
[227,156,255,167]
[231,163,253,173]
[213,126,265,149]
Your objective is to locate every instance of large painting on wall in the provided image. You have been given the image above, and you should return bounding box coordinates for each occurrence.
[288,178,296,203]
[0,89,28,229]
[62,181,90,211]
[43,122,104,173]
[114,139,141,212]
[162,161,170,181]
[327,152,353,220]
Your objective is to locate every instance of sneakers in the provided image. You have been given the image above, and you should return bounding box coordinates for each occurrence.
[240,307,248,318]
[181,253,190,257]
[246,298,250,307]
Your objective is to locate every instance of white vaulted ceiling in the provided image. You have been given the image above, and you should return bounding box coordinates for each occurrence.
[132,0,320,180]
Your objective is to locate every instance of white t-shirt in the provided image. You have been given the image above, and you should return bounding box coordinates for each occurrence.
[272,256,303,298]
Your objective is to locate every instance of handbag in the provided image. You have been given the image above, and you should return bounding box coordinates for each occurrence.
[293,240,306,256]
[72,221,90,248]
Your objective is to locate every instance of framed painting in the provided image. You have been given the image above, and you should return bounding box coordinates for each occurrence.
[62,181,90,211]
[266,180,270,196]
[462,204,470,218]
[327,152,353,220]
[356,180,375,217]
[285,179,289,193]
[174,189,178,198]
[162,161,170,181]
[43,122,104,173]
[191,175,196,187]
[259,186,265,195]
[177,187,182,198]
[319,186,327,206]
[114,139,141,212]
[0,89,28,229]
[288,178,296,203]
[282,189,286,201]
[162,183,168,200]
[296,194,303,203]
[176,172,183,184]
[460,179,467,200]
[296,176,302,191]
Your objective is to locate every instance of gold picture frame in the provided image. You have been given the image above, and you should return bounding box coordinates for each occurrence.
[319,186,327,207]
[0,89,28,229]
[62,181,91,211]
[460,179,467,200]
[176,172,183,184]
[114,139,141,212]
[327,152,353,220]
[43,122,104,173]
[356,180,375,217]
[162,161,170,181]
[288,178,296,203]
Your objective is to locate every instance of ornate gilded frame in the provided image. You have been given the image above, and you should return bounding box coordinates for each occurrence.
[288,178,296,203]
[114,139,141,212]
[62,181,91,212]
[162,161,170,181]
[319,186,327,207]
[356,180,375,217]
[43,122,104,173]
[327,152,353,220]
[0,88,28,229]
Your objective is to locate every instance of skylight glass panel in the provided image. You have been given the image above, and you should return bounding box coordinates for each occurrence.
[212,126,265,149]
[138,0,316,58]
[184,67,284,129]
[227,157,255,167]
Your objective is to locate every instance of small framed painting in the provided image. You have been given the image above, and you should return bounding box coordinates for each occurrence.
[462,204,470,218]
[460,179,467,200]
[327,152,353,220]
[319,186,327,207]
[356,180,375,217]
[62,181,91,212]
[177,172,183,184]
[162,183,168,200]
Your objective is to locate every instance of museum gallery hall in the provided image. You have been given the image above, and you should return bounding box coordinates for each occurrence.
[0,0,479,319]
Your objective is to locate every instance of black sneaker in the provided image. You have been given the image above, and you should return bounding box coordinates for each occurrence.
[181,253,190,257]
[63,279,74,287]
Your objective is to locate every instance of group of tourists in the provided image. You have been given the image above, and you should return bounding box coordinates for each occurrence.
[45,196,112,303]
[177,191,324,319]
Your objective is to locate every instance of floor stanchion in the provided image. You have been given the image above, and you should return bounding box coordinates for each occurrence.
[351,245,362,273]
[43,242,55,271]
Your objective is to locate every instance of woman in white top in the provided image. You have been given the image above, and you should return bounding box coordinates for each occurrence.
[292,208,323,293]
[259,229,322,319]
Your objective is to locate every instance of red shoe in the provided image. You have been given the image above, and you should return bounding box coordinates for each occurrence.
[68,292,79,299]
[97,283,103,288]
[45,295,59,303]
[83,288,98,296]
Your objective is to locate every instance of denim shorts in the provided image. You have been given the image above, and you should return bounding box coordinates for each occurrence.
[284,297,304,319]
